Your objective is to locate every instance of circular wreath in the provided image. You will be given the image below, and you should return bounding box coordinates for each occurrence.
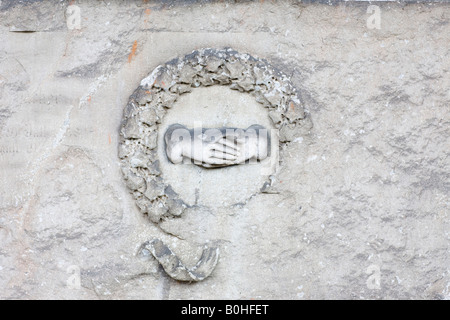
[119,48,308,223]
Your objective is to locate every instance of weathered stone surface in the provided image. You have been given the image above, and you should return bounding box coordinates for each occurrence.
[0,0,448,299]
[142,238,220,282]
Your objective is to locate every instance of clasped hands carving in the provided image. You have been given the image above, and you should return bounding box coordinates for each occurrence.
[164,124,270,168]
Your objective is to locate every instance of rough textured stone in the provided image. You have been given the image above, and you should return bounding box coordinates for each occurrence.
[0,0,448,300]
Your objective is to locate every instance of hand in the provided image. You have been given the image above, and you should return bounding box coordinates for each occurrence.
[189,133,240,167]
[226,124,269,164]
[165,124,240,167]
[164,124,269,168]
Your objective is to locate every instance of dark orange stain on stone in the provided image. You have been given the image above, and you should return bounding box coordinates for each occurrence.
[128,40,138,63]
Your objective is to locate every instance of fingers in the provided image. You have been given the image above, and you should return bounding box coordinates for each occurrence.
[201,163,230,168]
[205,158,236,165]
[210,144,239,156]
[210,150,237,160]
[216,137,240,149]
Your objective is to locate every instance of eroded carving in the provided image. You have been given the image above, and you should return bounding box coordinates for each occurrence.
[119,48,310,223]
[120,48,310,282]
[141,238,220,282]
[164,124,270,168]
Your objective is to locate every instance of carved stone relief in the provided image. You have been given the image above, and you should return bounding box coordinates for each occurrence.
[119,48,310,281]
[164,124,270,168]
